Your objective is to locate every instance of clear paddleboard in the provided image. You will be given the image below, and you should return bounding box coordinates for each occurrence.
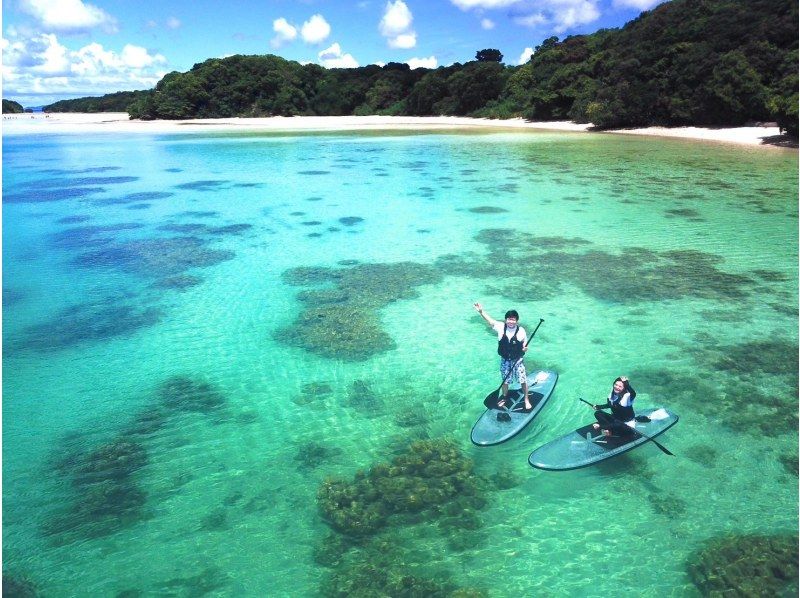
[470,370,558,446]
[528,406,679,471]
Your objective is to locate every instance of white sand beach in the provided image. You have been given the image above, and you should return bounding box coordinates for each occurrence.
[1,112,793,148]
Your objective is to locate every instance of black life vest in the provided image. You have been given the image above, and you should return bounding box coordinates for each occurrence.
[497,324,524,360]
[609,386,636,422]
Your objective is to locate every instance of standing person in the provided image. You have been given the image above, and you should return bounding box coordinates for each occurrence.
[473,302,531,410]
[590,376,637,437]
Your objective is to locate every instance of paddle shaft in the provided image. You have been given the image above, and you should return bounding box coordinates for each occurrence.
[579,398,674,456]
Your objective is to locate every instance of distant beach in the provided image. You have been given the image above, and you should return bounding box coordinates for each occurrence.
[2,112,794,148]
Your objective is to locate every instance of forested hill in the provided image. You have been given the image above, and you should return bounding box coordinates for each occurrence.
[3,99,24,113]
[43,90,151,113]
[44,0,798,134]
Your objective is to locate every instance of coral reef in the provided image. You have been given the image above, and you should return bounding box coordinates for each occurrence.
[686,534,798,597]
[156,376,226,414]
[295,441,343,470]
[686,444,719,468]
[44,437,150,543]
[74,236,235,279]
[468,206,508,213]
[345,380,386,417]
[317,439,485,538]
[435,228,767,306]
[18,300,162,352]
[278,261,441,360]
[647,493,688,518]
[2,573,39,597]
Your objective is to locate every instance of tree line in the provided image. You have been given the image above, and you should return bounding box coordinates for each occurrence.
[41,0,797,135]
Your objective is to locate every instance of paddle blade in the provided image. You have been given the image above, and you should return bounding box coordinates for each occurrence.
[483,389,500,409]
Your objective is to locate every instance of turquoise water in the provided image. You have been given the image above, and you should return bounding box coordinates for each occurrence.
[3,128,797,596]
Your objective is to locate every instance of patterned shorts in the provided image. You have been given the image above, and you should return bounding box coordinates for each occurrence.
[500,359,527,385]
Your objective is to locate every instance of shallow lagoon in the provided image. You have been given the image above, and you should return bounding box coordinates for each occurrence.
[3,129,798,596]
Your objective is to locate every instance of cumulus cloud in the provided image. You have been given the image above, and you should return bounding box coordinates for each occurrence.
[18,0,118,34]
[613,0,664,9]
[454,0,602,34]
[513,13,547,27]
[480,18,495,30]
[271,17,298,48]
[388,33,416,49]
[517,47,534,64]
[379,0,416,49]
[407,56,437,69]
[301,14,331,44]
[318,42,358,68]
[2,32,167,104]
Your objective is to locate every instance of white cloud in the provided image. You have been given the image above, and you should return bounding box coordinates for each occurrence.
[379,0,413,36]
[18,0,118,34]
[517,47,534,64]
[318,42,358,68]
[166,17,181,30]
[550,1,600,32]
[513,13,547,27]
[613,0,664,9]
[407,56,437,69]
[388,33,416,49]
[455,0,602,33]
[480,18,495,30]
[2,32,167,105]
[121,44,162,68]
[301,14,331,44]
[271,17,298,48]
[380,1,416,49]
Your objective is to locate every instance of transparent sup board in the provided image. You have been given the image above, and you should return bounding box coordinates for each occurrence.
[471,370,558,446]
[528,407,679,471]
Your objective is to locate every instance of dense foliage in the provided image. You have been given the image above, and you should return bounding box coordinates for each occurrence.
[40,0,800,135]
[2,99,24,113]
[43,90,150,113]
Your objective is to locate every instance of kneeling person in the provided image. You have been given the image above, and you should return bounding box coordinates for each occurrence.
[591,376,636,437]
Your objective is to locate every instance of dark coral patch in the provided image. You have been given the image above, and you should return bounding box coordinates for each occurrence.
[279,261,441,357]
[50,223,144,249]
[152,274,203,291]
[30,175,138,188]
[4,186,106,203]
[57,215,92,224]
[95,191,175,206]
[298,170,330,175]
[18,300,162,352]
[439,228,757,305]
[174,180,228,191]
[687,534,798,597]
[317,439,485,537]
[44,437,150,543]
[157,376,226,414]
[665,208,701,218]
[74,236,235,278]
[468,206,508,213]
[338,216,364,226]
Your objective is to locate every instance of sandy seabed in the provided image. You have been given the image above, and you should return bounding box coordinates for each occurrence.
[1,112,794,148]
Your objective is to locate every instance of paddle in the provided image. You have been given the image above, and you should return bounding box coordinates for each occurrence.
[483,318,544,409]
[579,398,674,456]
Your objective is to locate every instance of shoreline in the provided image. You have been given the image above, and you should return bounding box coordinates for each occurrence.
[2,112,795,149]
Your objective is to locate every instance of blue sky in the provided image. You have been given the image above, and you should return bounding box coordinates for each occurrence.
[2,0,667,106]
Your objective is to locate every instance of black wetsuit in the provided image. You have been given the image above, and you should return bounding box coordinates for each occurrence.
[594,384,636,437]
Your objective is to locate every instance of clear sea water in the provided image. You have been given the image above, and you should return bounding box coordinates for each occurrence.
[3,127,798,597]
